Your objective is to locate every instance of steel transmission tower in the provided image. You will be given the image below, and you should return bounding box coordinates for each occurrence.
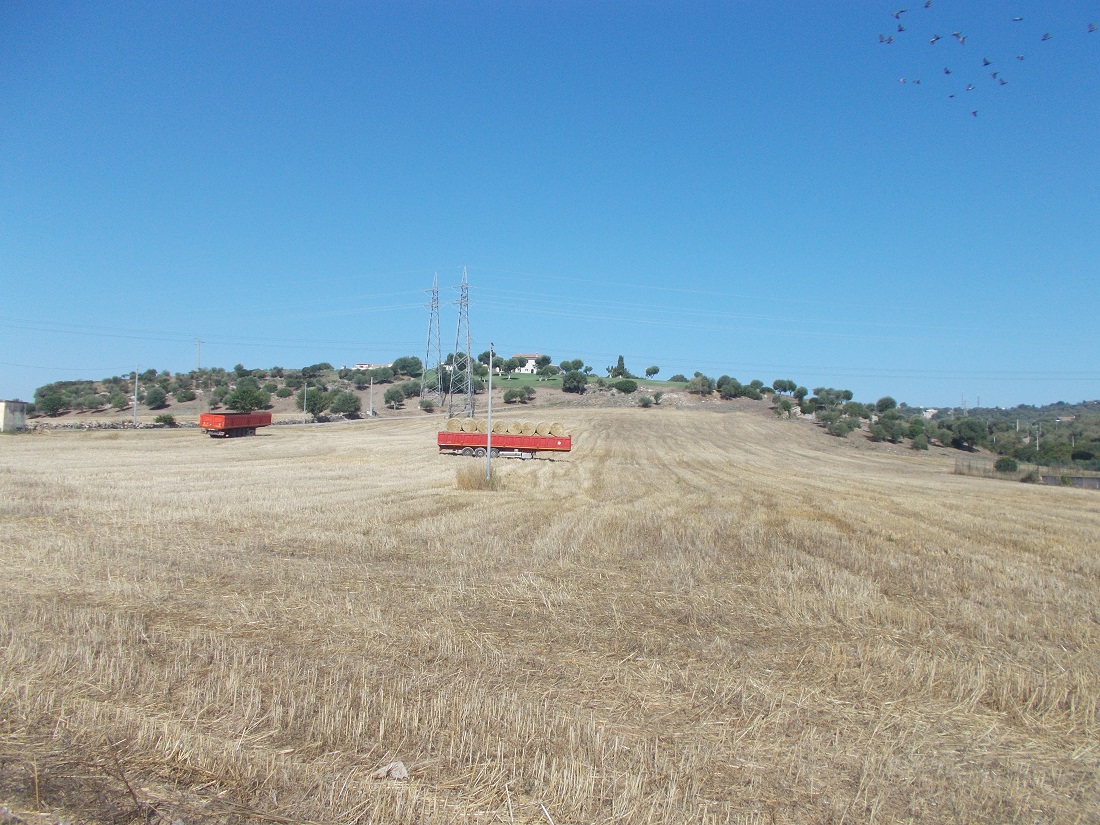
[421,273,445,407]
[447,267,475,419]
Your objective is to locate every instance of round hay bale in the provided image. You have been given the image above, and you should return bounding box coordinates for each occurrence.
[476,419,489,433]
[549,422,565,437]
[535,422,550,436]
[520,421,536,435]
[461,419,478,433]
[492,420,507,434]
[446,418,463,432]
[506,421,522,434]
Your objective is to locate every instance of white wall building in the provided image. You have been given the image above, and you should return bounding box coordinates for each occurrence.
[1,399,28,433]
[511,354,543,375]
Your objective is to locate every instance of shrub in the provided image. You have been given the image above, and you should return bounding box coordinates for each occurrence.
[174,388,196,402]
[686,374,715,395]
[419,398,435,412]
[561,371,588,394]
[503,388,526,404]
[638,395,653,408]
[911,433,929,450]
[612,379,638,394]
[994,457,1019,473]
[154,414,177,427]
[143,387,167,409]
[669,374,688,383]
[327,391,362,417]
[276,387,294,398]
[225,387,270,412]
[653,391,663,405]
[827,419,856,438]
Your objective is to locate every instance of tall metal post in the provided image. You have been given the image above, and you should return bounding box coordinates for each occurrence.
[303,383,308,425]
[369,376,375,417]
[133,366,139,428]
[486,341,493,481]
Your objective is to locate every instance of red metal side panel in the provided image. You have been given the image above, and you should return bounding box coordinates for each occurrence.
[437,432,571,452]
[200,412,273,430]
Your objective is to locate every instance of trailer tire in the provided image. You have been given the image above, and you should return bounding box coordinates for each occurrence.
[461,447,474,456]
[490,448,500,458]
[474,448,486,458]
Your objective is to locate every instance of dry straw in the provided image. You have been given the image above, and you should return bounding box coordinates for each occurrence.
[0,408,1096,824]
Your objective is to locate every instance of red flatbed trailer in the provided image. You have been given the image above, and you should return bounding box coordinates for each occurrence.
[437,431,571,459]
[199,411,273,438]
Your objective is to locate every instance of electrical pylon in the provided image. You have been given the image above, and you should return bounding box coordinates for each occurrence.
[421,273,445,407]
[446,266,475,419]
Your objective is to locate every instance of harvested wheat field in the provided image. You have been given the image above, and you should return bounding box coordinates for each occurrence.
[0,408,1098,824]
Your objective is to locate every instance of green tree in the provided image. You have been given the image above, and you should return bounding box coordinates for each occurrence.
[561,371,588,394]
[174,388,196,403]
[109,391,129,410]
[38,394,66,416]
[610,355,630,378]
[686,373,715,395]
[225,386,269,412]
[669,374,688,383]
[953,417,987,451]
[391,356,423,377]
[143,386,168,409]
[876,396,898,414]
[297,388,330,416]
[994,457,1018,472]
[327,390,362,416]
[383,386,405,409]
[645,366,660,378]
[613,379,638,394]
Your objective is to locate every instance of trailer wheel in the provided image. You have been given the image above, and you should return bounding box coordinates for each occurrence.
[490,448,500,458]
[461,447,474,456]
[473,448,486,458]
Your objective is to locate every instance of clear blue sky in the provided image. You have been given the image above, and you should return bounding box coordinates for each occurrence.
[2,2,1097,408]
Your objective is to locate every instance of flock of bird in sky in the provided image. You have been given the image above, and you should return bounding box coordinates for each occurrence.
[878,2,1097,117]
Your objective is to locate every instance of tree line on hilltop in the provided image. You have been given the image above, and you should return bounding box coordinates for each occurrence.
[26,355,1099,469]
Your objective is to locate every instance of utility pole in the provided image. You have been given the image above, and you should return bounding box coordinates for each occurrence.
[369,376,375,417]
[486,341,493,482]
[303,383,308,425]
[196,338,202,371]
[132,366,139,428]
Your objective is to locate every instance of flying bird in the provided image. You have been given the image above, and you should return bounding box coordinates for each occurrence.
[944,67,952,74]
[999,78,1007,85]
[897,24,906,32]
[1041,33,1052,41]
[930,33,942,44]
[1089,23,1097,33]
[982,58,992,66]
[893,9,909,19]
[991,71,999,79]
[971,110,978,117]
[924,0,932,7]
[1016,54,1025,60]
[1012,17,1023,22]
[966,84,975,91]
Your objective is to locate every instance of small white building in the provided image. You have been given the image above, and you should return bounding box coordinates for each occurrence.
[353,362,393,371]
[511,354,543,375]
[1,399,28,433]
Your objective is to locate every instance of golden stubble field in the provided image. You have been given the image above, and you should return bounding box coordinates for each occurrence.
[0,408,1097,824]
